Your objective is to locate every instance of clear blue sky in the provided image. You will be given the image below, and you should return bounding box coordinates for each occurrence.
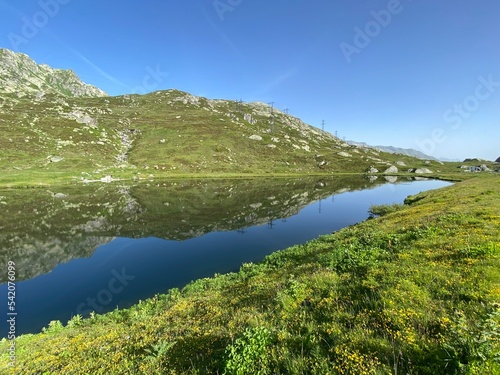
[1,0,499,161]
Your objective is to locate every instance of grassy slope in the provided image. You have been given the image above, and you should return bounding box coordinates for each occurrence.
[0,90,460,187]
[1,175,498,374]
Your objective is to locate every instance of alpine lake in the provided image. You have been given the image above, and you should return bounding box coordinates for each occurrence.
[0,176,451,336]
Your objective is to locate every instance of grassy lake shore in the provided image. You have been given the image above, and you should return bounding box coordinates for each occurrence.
[1,174,499,374]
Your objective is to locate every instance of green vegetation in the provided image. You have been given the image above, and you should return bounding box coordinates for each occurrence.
[1,175,498,374]
[368,203,405,217]
[0,89,471,188]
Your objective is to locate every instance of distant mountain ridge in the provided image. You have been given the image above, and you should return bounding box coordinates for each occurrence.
[0,48,106,98]
[346,141,447,161]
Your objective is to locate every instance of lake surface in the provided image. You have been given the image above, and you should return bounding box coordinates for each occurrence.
[0,176,451,336]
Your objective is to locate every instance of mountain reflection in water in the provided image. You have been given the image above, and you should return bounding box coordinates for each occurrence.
[0,176,451,336]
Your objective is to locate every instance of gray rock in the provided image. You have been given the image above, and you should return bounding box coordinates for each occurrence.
[49,156,63,163]
[383,166,398,174]
[249,135,262,141]
[100,175,114,183]
[244,113,257,125]
[414,168,433,174]
[337,151,352,157]
[367,167,379,174]
[0,48,106,97]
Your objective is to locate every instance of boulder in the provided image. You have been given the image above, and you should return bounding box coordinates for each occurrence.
[367,167,379,174]
[383,166,398,174]
[48,156,63,163]
[414,168,433,174]
[249,135,262,141]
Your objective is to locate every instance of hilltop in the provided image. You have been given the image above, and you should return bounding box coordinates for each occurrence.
[0,48,106,98]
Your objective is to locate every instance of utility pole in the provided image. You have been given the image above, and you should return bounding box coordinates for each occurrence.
[335,130,338,138]
[268,218,275,229]
[283,107,289,114]
[236,99,243,114]
[268,102,275,133]
[321,119,325,131]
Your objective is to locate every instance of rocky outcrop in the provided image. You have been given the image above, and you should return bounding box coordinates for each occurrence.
[0,48,106,97]
[337,151,352,158]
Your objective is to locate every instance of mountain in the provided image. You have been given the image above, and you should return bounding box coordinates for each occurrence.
[374,145,440,161]
[346,141,440,161]
[0,48,106,98]
[0,50,445,184]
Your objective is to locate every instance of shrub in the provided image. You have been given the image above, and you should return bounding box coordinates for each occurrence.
[224,327,272,375]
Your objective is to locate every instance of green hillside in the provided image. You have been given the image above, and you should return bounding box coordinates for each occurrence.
[0,89,456,187]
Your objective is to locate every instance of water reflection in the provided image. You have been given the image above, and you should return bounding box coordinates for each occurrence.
[0,176,451,336]
[0,176,385,283]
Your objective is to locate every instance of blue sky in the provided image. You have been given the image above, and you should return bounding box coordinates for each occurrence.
[1,0,499,161]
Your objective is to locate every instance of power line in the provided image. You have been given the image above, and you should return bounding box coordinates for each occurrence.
[268,102,275,133]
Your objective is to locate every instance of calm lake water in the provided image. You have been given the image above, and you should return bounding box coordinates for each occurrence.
[0,176,451,336]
